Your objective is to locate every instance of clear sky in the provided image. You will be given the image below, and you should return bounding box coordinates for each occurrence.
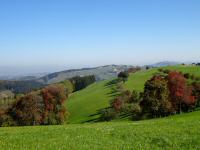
[0,0,200,75]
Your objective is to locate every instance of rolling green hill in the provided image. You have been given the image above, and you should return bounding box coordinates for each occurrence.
[67,65,200,123]
[66,79,119,123]
[0,110,200,149]
[124,65,200,92]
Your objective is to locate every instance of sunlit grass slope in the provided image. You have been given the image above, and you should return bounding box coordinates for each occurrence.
[124,65,200,92]
[0,111,200,149]
[66,79,119,123]
[124,69,158,92]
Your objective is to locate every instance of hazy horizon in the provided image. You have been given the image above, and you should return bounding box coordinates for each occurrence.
[0,0,200,75]
[0,60,195,77]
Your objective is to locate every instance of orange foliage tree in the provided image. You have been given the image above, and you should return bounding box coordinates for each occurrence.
[168,71,196,113]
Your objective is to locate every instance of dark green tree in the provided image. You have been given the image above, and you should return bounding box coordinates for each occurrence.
[118,71,129,83]
[140,76,172,117]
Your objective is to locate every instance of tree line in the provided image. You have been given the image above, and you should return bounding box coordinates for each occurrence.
[0,75,96,94]
[0,75,96,127]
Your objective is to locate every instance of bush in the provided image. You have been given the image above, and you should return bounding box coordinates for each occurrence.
[184,73,190,79]
[0,110,16,127]
[8,92,44,126]
[163,69,170,74]
[59,80,74,95]
[100,108,118,121]
[190,74,195,80]
[192,82,200,108]
[194,77,200,81]
[111,97,123,112]
[158,68,163,72]
[130,90,140,103]
[41,84,67,125]
[123,103,141,115]
[120,90,132,103]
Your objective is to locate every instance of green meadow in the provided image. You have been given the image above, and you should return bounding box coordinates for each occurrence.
[0,111,200,150]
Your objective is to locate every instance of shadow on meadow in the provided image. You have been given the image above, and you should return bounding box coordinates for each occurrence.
[82,79,132,123]
[105,79,121,97]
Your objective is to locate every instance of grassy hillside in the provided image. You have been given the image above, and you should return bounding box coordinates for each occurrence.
[165,65,200,76]
[66,79,119,123]
[124,65,200,92]
[67,65,200,123]
[0,111,200,149]
[124,69,158,92]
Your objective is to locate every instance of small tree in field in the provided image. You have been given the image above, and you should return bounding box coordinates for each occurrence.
[118,71,129,83]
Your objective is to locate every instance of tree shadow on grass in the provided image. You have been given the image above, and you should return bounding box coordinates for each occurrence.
[104,79,119,87]
[81,107,111,123]
[81,112,101,123]
[118,112,133,120]
[82,111,133,123]
[81,79,124,123]
[105,79,121,98]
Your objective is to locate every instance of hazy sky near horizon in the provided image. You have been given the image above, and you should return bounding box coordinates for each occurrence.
[0,0,200,74]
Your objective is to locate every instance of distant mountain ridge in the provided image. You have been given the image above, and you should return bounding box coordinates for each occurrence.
[0,65,131,94]
[37,65,132,84]
[0,73,49,81]
[149,61,180,67]
[0,62,186,94]
[0,61,182,84]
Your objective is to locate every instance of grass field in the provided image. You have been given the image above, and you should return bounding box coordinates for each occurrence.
[0,110,200,149]
[66,79,119,123]
[124,65,200,92]
[124,69,158,92]
[67,65,200,123]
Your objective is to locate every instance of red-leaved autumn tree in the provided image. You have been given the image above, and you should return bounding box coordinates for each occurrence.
[8,92,44,126]
[168,71,196,113]
[41,84,67,125]
[111,97,123,112]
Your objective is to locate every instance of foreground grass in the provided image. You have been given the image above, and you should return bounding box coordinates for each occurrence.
[0,111,200,149]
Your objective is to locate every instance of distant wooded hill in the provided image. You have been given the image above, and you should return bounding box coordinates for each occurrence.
[36,65,132,84]
[0,65,131,94]
[1,62,195,94]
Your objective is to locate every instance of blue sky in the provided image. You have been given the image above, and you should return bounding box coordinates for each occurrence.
[0,0,200,74]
